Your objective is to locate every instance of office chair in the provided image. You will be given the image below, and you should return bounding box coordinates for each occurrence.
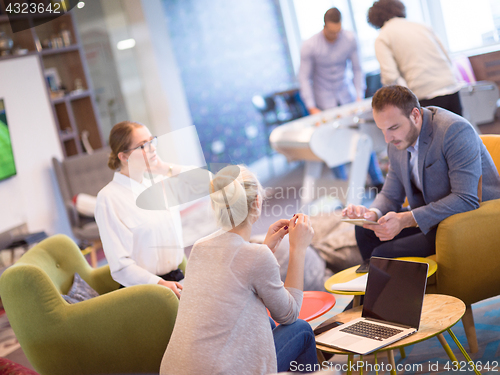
[365,71,382,98]
[252,89,309,177]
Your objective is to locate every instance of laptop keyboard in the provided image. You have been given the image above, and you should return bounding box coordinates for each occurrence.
[340,321,403,341]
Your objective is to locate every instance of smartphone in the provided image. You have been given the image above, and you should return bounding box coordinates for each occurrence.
[355,258,370,273]
[341,218,379,226]
[313,317,344,336]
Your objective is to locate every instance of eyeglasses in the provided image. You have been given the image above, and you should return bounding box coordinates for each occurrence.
[123,136,158,153]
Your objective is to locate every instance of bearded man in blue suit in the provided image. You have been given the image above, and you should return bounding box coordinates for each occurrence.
[343,85,500,260]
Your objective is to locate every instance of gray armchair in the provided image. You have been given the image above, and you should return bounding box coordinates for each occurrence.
[52,147,114,267]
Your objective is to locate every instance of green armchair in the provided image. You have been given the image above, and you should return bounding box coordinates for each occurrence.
[0,234,180,375]
[427,134,500,354]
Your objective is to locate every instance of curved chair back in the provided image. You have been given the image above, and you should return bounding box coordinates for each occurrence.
[480,134,500,172]
[431,134,500,353]
[52,147,113,241]
[0,235,179,375]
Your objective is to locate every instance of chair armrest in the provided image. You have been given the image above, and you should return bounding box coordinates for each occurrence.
[435,199,500,305]
[88,265,120,294]
[65,200,80,227]
[179,254,187,274]
[26,284,178,375]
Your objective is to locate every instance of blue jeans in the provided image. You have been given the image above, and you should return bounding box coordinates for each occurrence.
[270,318,318,373]
[331,152,384,185]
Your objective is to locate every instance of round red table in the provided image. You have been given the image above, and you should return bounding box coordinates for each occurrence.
[268,291,336,323]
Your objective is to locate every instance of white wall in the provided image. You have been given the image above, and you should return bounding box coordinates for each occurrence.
[0,56,72,237]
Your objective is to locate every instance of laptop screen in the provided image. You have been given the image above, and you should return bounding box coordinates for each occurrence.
[361,257,428,329]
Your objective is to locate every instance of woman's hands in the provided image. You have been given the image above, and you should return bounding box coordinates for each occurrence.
[284,213,314,291]
[263,214,315,254]
[262,214,314,291]
[263,219,290,253]
[158,279,183,298]
[288,214,314,254]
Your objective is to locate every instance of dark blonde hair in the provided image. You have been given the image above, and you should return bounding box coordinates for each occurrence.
[107,121,144,170]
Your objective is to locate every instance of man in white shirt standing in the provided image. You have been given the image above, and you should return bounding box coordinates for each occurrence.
[368,0,463,115]
[299,7,384,188]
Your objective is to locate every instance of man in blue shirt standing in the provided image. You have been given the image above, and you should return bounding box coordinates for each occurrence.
[299,8,384,189]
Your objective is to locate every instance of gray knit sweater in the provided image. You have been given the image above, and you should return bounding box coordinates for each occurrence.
[160,230,303,375]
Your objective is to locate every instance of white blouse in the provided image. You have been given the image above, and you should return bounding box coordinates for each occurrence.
[95,172,185,286]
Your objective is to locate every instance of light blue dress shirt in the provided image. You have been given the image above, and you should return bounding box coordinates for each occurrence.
[298,29,364,110]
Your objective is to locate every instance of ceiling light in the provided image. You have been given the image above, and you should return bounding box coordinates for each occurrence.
[117,39,136,50]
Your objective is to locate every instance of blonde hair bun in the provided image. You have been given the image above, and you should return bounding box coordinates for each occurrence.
[209,165,263,230]
[210,166,244,207]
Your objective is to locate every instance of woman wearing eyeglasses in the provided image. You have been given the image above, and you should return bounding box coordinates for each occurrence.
[95,121,186,297]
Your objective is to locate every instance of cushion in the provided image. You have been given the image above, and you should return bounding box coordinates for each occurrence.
[309,211,363,273]
[62,273,99,304]
[72,193,97,217]
[0,358,39,375]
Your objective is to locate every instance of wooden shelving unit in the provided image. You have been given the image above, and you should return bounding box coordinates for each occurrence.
[0,1,103,157]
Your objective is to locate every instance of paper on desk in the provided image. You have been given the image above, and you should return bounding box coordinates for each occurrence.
[329,274,368,292]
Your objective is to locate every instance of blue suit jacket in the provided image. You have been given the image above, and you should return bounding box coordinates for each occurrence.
[372,107,500,234]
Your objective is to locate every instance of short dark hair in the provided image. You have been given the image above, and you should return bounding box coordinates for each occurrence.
[372,86,420,118]
[367,0,406,29]
[324,7,341,24]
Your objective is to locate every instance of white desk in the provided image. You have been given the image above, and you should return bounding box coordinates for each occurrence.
[270,98,386,207]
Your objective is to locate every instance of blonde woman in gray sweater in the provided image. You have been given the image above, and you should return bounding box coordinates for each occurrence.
[161,165,318,374]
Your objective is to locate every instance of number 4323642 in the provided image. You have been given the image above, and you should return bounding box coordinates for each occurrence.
[5,2,61,14]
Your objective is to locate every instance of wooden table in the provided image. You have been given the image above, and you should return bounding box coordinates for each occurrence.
[324,257,438,307]
[316,294,480,375]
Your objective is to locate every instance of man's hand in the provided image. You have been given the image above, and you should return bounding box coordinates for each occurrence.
[263,219,289,253]
[342,204,378,222]
[364,211,416,241]
[308,107,321,115]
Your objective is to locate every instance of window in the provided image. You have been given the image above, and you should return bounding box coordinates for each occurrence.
[436,0,500,53]
[293,0,351,42]
[292,0,427,70]
[291,0,500,71]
